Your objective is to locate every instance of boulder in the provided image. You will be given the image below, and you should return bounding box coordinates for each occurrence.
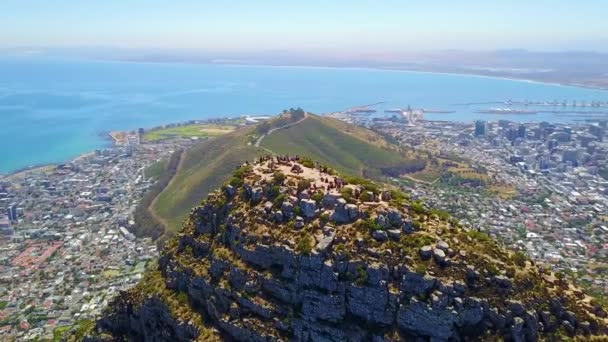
[380,190,391,201]
[281,201,293,218]
[493,275,513,289]
[375,214,390,229]
[274,210,284,223]
[251,187,263,202]
[330,199,351,224]
[263,201,273,213]
[433,248,446,264]
[372,230,388,242]
[402,220,414,234]
[511,317,525,341]
[562,320,575,335]
[294,216,304,230]
[466,265,479,282]
[322,193,341,209]
[400,271,437,296]
[345,204,359,220]
[300,199,317,218]
[419,246,433,260]
[507,300,525,316]
[224,184,236,197]
[315,231,335,254]
[387,208,402,226]
[387,229,401,241]
[436,241,450,251]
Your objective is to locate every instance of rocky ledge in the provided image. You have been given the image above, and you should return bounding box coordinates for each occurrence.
[92,156,608,341]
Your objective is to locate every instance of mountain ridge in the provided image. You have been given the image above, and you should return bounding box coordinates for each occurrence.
[88,157,608,341]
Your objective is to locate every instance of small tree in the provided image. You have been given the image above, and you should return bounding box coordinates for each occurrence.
[296,233,313,255]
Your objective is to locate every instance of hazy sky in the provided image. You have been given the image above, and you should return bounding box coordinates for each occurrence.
[2,0,607,53]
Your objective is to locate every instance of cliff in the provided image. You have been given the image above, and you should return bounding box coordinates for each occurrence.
[92,156,608,341]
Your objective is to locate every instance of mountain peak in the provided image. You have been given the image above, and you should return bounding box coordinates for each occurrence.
[91,157,608,341]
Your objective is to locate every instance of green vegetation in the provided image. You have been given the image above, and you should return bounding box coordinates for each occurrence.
[466,229,492,243]
[260,115,423,178]
[151,127,264,234]
[359,218,382,231]
[296,232,313,255]
[143,124,235,142]
[354,265,368,285]
[147,113,426,238]
[144,159,168,179]
[297,179,312,192]
[132,149,182,240]
[512,251,528,267]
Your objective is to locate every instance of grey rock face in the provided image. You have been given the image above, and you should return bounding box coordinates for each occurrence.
[347,285,397,326]
[401,271,437,297]
[301,290,345,323]
[397,298,457,341]
[300,199,317,218]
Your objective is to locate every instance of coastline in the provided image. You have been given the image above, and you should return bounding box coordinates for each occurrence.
[104,57,608,92]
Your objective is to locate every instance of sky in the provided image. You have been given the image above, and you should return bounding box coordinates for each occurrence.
[2,0,608,54]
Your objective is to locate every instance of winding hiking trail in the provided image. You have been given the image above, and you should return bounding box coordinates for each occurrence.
[254,112,308,152]
[148,113,309,237]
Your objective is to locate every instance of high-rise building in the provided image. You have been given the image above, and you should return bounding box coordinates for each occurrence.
[518,124,526,138]
[589,124,605,141]
[474,120,486,137]
[6,203,17,222]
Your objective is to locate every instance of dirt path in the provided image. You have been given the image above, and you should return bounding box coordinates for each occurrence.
[402,174,439,186]
[254,112,308,149]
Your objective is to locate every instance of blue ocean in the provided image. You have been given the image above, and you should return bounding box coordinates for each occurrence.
[1,56,608,174]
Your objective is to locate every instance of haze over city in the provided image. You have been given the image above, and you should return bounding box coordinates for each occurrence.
[2,0,608,54]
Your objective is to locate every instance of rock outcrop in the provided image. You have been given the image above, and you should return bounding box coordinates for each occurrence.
[94,157,608,342]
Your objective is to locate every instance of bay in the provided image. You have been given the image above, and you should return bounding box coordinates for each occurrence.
[1,56,608,174]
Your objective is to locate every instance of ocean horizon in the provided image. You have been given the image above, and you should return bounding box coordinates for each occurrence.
[2,56,608,174]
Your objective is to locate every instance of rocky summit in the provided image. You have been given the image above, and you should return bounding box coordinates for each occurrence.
[91,156,608,341]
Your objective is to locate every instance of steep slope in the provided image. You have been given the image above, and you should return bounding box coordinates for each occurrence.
[151,112,422,235]
[94,157,608,341]
[151,126,264,234]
